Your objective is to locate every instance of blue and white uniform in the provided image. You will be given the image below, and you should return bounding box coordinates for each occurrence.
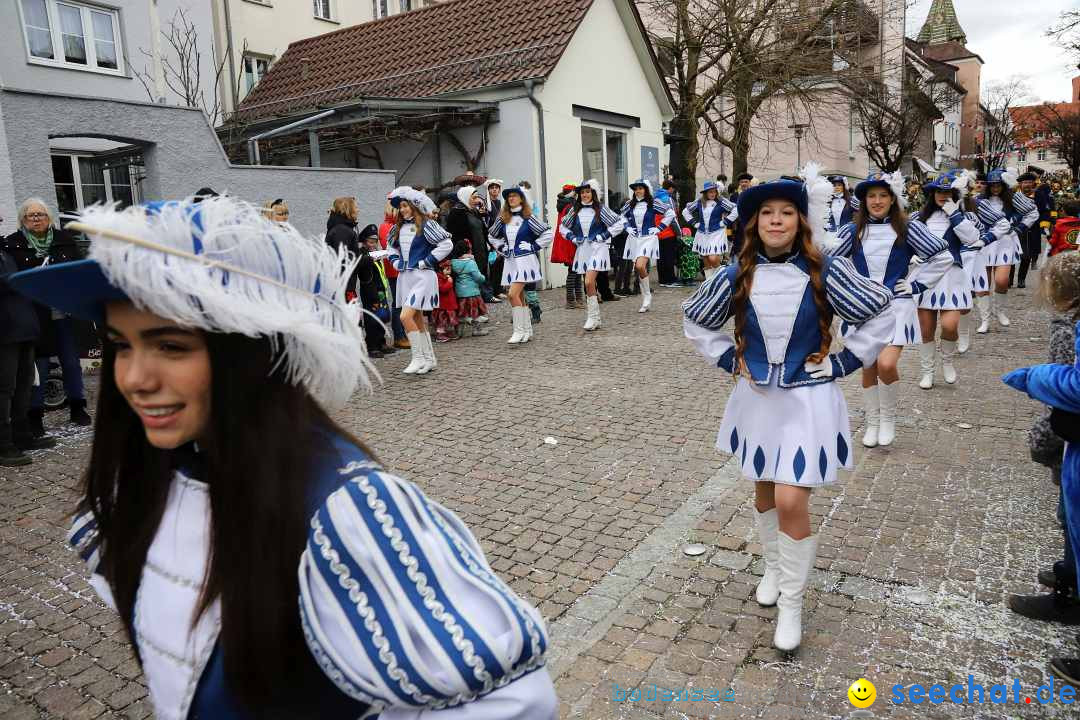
[684,196,736,256]
[488,211,553,285]
[976,192,1038,269]
[914,208,985,310]
[388,220,453,311]
[683,252,892,486]
[830,218,951,343]
[620,198,674,261]
[68,434,557,720]
[826,193,855,234]
[561,204,624,274]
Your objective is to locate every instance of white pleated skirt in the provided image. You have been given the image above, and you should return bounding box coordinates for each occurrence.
[982,233,1023,268]
[717,372,853,487]
[919,253,977,311]
[396,269,439,311]
[623,233,659,261]
[693,230,728,256]
[502,253,542,285]
[572,242,611,274]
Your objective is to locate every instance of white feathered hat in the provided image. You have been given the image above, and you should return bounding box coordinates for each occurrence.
[799,162,833,251]
[576,178,602,194]
[8,197,375,409]
[389,186,436,215]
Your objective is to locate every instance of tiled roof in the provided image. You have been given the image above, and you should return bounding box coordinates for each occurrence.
[234,0,593,122]
[916,0,967,46]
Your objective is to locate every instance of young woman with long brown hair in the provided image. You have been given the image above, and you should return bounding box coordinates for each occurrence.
[683,173,892,651]
[387,187,453,374]
[974,168,1038,332]
[487,186,553,343]
[10,196,557,719]
[620,178,675,313]
[561,179,624,331]
[914,172,987,389]
[828,172,951,447]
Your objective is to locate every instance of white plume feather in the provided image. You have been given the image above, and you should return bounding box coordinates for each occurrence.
[390,186,436,215]
[800,161,832,251]
[1000,170,1018,188]
[884,171,907,210]
[78,196,376,410]
[951,169,977,196]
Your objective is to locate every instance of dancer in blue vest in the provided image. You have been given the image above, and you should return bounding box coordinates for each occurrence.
[387,187,454,375]
[826,175,856,235]
[487,186,553,344]
[683,169,893,651]
[829,171,950,447]
[683,180,736,281]
[9,196,557,720]
[620,179,674,313]
[914,171,986,389]
[561,179,624,331]
[974,168,1038,332]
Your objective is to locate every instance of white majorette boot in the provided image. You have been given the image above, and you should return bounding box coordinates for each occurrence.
[507,307,526,344]
[994,292,1010,327]
[402,330,426,374]
[975,295,991,334]
[774,531,819,652]
[957,314,971,354]
[754,508,781,606]
[638,277,652,313]
[414,332,435,374]
[877,381,898,446]
[861,385,880,448]
[940,339,958,384]
[520,306,534,343]
[583,295,601,331]
[918,341,935,389]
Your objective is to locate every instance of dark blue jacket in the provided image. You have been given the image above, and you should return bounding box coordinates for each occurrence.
[0,248,40,344]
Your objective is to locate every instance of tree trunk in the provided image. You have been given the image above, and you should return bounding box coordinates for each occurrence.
[669,111,699,212]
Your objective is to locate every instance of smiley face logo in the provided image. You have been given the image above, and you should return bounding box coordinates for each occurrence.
[847,678,876,708]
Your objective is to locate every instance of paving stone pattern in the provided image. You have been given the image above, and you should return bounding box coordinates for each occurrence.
[0,281,1073,719]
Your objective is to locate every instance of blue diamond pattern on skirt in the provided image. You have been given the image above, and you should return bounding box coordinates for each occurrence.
[819,447,828,479]
[793,447,806,482]
[408,293,416,305]
[729,427,739,453]
[741,441,747,467]
[951,293,958,306]
[837,433,849,465]
[753,447,766,477]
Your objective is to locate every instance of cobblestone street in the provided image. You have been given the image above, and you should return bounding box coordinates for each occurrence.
[0,279,1075,719]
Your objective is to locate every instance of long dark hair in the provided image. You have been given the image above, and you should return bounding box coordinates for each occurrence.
[85,330,371,710]
[981,183,1016,215]
[733,211,831,375]
[853,189,907,248]
[918,188,959,223]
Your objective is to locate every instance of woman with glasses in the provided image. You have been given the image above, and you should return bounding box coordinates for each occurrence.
[2,198,91,435]
[264,198,290,224]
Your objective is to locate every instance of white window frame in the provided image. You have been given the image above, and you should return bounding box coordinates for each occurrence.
[313,0,333,20]
[580,122,629,208]
[1037,148,1047,162]
[241,53,271,98]
[19,0,124,76]
[372,0,388,19]
[51,153,141,211]
[398,0,412,13]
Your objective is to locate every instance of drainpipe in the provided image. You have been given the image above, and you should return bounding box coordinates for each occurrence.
[523,80,548,220]
[222,0,238,116]
[523,79,551,288]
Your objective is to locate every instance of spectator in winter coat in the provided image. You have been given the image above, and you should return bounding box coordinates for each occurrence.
[2,198,90,435]
[324,197,362,297]
[450,241,490,337]
[0,241,55,465]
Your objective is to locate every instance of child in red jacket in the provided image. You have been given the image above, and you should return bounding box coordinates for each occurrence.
[432,260,460,343]
[1049,201,1079,258]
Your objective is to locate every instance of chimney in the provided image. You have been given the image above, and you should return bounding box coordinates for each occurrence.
[1073,75,1080,103]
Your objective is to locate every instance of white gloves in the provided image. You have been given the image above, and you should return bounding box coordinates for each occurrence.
[417,259,429,270]
[893,278,912,295]
[941,200,959,215]
[993,218,1011,237]
[648,226,660,236]
[804,356,834,379]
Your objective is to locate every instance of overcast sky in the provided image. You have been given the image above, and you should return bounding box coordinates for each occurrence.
[906,0,1077,103]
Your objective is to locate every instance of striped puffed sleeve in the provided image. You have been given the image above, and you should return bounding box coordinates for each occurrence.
[1013,192,1039,232]
[825,256,892,367]
[682,200,699,226]
[299,463,556,719]
[425,222,454,266]
[652,200,675,233]
[68,509,116,610]
[827,222,857,258]
[682,264,737,372]
[597,205,625,242]
[903,219,952,294]
[526,216,554,249]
